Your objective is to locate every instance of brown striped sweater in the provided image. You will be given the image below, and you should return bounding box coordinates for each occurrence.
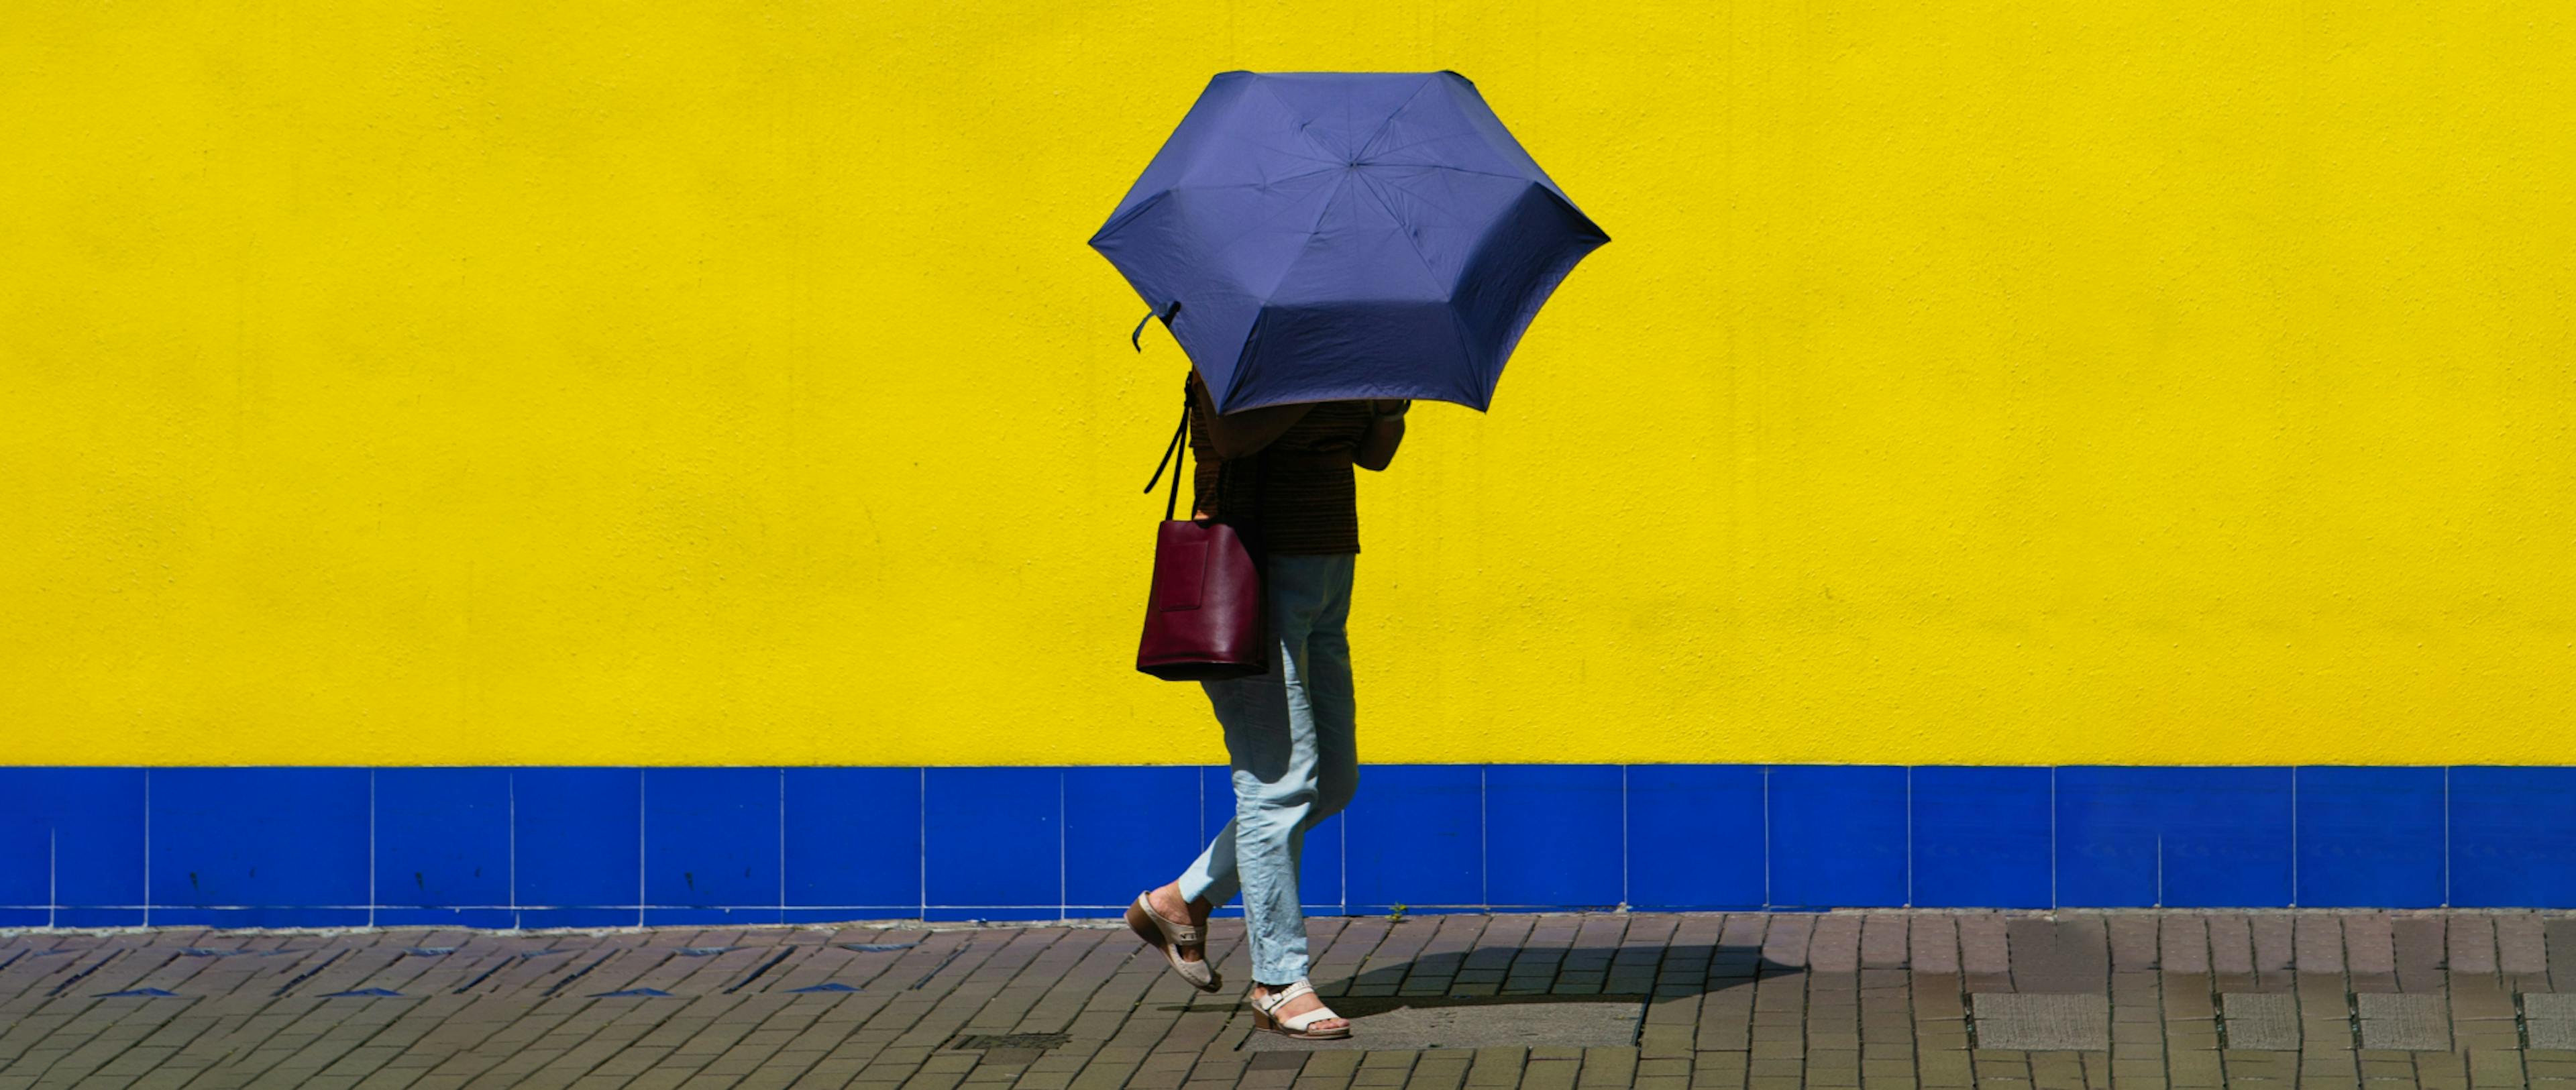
[1188,374,1377,555]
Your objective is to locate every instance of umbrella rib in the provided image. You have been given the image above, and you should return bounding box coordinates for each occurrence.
[1362,128,1493,162]
[1305,171,1356,236]
[1354,74,1444,162]
[1234,142,1344,170]
[1240,171,1362,302]
[1355,171,1454,299]
[1413,163,1542,183]
[1446,303,1487,408]
[1189,171,1346,269]
[1090,189,1169,246]
[1178,164,1343,192]
[1255,78,1352,164]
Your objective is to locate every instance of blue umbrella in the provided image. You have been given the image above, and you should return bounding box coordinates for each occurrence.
[1091,70,1609,413]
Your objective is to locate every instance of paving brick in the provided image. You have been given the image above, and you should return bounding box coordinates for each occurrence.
[2452,917,2504,976]
[2249,916,2295,974]
[1959,916,2009,977]
[18,914,2576,1089]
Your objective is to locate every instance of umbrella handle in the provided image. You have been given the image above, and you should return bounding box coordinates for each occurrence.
[1130,300,1183,352]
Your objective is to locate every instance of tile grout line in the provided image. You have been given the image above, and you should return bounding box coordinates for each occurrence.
[142,769,151,928]
[1057,768,1067,921]
[1761,766,1772,910]
[48,827,58,929]
[2443,766,2453,908]
[1480,763,1489,912]
[777,768,788,922]
[368,769,378,928]
[96,902,967,912]
[2049,766,2058,911]
[919,767,928,921]
[2290,765,2298,907]
[1619,763,1629,910]
[637,769,647,928]
[1904,765,1914,908]
[508,772,519,928]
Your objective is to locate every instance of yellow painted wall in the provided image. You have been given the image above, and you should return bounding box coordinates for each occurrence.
[5,2,2571,767]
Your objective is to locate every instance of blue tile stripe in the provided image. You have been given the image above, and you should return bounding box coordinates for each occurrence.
[0,765,2557,927]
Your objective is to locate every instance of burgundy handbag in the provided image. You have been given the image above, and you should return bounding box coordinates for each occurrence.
[1136,376,1268,681]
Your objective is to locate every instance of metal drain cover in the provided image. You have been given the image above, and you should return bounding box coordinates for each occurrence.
[2357,993,2449,1051]
[2526,993,2576,1050]
[2221,993,2300,1050]
[1972,993,2110,1051]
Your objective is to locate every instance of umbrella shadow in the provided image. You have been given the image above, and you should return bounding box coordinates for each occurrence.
[1328,938,1787,1009]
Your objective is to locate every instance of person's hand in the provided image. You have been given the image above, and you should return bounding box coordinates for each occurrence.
[1368,398,1411,419]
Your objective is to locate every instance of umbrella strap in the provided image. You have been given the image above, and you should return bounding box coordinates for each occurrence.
[1130,300,1183,352]
[1142,378,1191,521]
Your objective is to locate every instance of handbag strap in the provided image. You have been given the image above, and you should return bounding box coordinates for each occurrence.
[1140,372,1268,530]
[1141,378,1191,522]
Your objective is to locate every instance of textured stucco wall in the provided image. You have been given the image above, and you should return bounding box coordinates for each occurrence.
[3,2,2571,766]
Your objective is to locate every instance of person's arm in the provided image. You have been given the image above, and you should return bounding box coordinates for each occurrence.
[1356,399,1408,472]
[1191,371,1314,459]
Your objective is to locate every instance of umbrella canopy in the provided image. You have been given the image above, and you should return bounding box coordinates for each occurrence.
[1091,70,1609,413]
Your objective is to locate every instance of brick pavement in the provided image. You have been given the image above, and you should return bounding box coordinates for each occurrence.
[7,912,2576,1089]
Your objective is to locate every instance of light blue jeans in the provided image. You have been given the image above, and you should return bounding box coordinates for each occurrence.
[1175,551,1361,985]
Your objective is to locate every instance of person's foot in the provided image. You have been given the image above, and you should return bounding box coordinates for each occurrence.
[1146,882,1212,963]
[1250,981,1348,1033]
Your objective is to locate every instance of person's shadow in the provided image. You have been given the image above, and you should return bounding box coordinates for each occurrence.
[1205,938,1796,1052]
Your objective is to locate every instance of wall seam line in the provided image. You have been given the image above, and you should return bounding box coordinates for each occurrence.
[777,768,788,922]
[919,768,928,921]
[1058,769,1067,922]
[508,772,519,930]
[637,769,647,928]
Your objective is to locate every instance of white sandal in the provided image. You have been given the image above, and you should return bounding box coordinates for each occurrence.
[1249,978,1351,1040]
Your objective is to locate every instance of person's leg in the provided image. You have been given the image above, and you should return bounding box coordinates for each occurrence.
[1301,553,1360,828]
[1169,553,1338,987]
[1239,553,1356,1032]
[1172,554,1318,924]
[1170,675,1257,917]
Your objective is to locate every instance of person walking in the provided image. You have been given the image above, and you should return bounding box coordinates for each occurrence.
[1126,368,1409,1041]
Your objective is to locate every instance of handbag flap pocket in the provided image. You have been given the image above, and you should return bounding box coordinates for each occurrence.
[1155,532,1209,612]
